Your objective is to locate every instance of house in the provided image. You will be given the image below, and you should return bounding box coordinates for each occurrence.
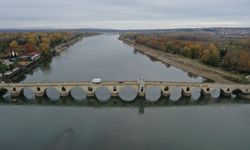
[0,59,13,66]
[27,52,41,61]
[19,52,41,62]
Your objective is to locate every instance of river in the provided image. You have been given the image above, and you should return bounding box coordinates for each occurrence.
[1,34,250,150]
[21,34,205,82]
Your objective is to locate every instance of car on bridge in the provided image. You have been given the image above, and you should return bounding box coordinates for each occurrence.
[91,78,102,84]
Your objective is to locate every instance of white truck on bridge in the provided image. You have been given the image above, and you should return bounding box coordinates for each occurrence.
[91,78,102,84]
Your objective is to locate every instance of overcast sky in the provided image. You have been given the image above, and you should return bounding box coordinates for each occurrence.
[0,0,249,29]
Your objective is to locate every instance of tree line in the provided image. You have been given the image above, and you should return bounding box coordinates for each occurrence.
[128,33,250,73]
[0,32,80,74]
[0,32,79,58]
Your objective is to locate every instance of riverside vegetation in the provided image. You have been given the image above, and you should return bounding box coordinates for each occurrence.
[124,30,250,74]
[0,31,85,74]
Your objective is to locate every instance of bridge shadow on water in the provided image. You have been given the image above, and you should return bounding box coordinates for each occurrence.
[0,96,249,114]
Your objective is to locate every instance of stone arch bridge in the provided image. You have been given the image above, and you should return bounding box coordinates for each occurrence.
[1,81,249,100]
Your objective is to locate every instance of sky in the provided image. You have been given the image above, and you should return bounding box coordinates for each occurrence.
[0,0,250,29]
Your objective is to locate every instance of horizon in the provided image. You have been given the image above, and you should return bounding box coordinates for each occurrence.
[1,0,250,29]
[1,26,250,31]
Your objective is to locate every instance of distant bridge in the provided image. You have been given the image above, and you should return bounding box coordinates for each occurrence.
[1,81,250,101]
[100,32,122,35]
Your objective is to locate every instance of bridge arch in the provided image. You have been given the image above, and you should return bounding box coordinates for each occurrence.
[88,86,93,92]
[181,86,192,97]
[0,88,11,102]
[6,86,23,97]
[69,87,87,101]
[20,87,36,101]
[169,87,183,101]
[145,86,161,102]
[201,87,214,97]
[232,88,245,97]
[33,86,46,97]
[160,86,172,97]
[45,87,60,102]
[56,86,71,97]
[61,87,66,92]
[118,86,138,102]
[211,88,222,99]
[242,88,249,94]
[0,87,9,96]
[113,86,117,92]
[220,88,234,97]
[190,87,202,101]
[95,86,112,102]
[163,86,169,92]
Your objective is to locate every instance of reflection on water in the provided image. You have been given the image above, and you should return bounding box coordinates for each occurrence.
[118,86,138,102]
[39,57,53,74]
[190,88,202,101]
[95,87,112,102]
[70,87,87,101]
[145,87,162,102]
[46,87,60,101]
[1,96,249,114]
[1,99,250,150]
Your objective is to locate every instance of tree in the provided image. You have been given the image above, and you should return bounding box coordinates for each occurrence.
[23,43,35,52]
[26,33,37,45]
[202,43,220,66]
[9,40,19,50]
[238,51,250,73]
[0,42,8,51]
[39,43,50,55]
[189,43,202,59]
[39,37,50,55]
[165,41,175,53]
[223,51,238,71]
[0,62,8,75]
[180,46,190,57]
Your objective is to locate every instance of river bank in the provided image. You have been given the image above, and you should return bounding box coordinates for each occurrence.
[119,36,248,84]
[2,33,98,83]
[53,33,97,53]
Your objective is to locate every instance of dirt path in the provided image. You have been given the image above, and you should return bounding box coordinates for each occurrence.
[120,37,247,84]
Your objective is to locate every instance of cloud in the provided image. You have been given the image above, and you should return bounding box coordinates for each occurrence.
[0,0,249,29]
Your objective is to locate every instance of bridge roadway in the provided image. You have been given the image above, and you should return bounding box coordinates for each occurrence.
[1,81,250,100]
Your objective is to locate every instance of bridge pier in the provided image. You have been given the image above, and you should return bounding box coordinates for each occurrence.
[35,93,44,97]
[201,87,212,98]
[60,92,69,97]
[221,92,232,97]
[183,93,192,97]
[138,77,145,97]
[161,86,170,97]
[238,94,250,100]
[182,90,191,97]
[220,88,232,97]
[111,92,119,97]
[87,92,95,97]
[162,92,170,97]
[10,91,20,97]
[182,87,192,97]
[138,91,145,97]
